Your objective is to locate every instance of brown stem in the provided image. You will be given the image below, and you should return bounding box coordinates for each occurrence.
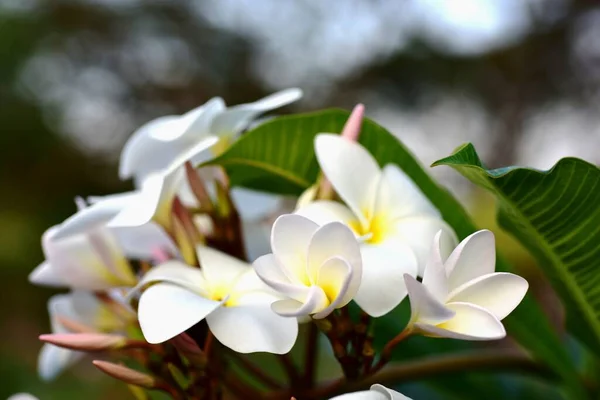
[370,328,413,374]
[278,353,301,385]
[302,350,551,399]
[303,323,320,388]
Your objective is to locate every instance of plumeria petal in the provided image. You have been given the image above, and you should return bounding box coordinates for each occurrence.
[29,261,65,287]
[111,222,178,261]
[119,115,182,180]
[295,200,360,229]
[447,272,529,320]
[445,230,496,290]
[330,384,411,400]
[197,246,251,292]
[120,98,225,182]
[353,244,417,317]
[206,304,298,354]
[371,384,413,400]
[418,302,506,340]
[43,230,134,290]
[131,261,207,297]
[375,164,440,220]
[314,257,353,318]
[421,231,451,302]
[314,134,380,224]
[307,222,362,294]
[38,342,82,381]
[253,254,310,301]
[271,214,319,284]
[389,215,457,276]
[271,285,329,317]
[138,283,222,344]
[404,274,455,326]
[109,168,184,230]
[210,88,302,137]
[54,193,138,239]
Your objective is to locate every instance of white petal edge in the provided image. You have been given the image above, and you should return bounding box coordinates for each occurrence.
[314,134,380,224]
[421,230,450,302]
[416,302,506,341]
[446,230,496,290]
[29,261,66,287]
[197,246,252,291]
[206,304,298,354]
[404,274,455,326]
[374,164,440,220]
[307,221,362,299]
[271,285,329,317]
[295,200,359,228]
[314,257,353,318]
[38,343,82,381]
[129,261,207,299]
[138,282,222,344]
[353,244,417,317]
[389,215,457,276]
[447,272,528,320]
[253,254,310,301]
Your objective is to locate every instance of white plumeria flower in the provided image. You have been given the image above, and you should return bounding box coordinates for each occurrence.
[7,394,39,400]
[38,291,134,381]
[253,214,362,319]
[404,230,528,340]
[120,89,302,185]
[330,384,411,400]
[29,225,136,290]
[296,134,455,317]
[54,165,195,242]
[133,246,298,354]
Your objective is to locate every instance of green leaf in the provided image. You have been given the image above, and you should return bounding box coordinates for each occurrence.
[207,109,583,396]
[434,143,600,358]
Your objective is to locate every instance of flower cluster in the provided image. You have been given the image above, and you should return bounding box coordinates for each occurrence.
[27,95,528,399]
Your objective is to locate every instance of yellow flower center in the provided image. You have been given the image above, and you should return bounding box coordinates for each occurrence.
[349,210,391,245]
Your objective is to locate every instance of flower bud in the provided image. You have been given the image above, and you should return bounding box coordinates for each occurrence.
[92,360,156,388]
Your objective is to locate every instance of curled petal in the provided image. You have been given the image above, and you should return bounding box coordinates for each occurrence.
[417,302,506,341]
[253,254,309,301]
[404,274,454,326]
[308,222,362,295]
[270,214,319,284]
[314,257,353,318]
[445,230,496,290]
[210,88,302,137]
[447,272,528,320]
[271,286,329,317]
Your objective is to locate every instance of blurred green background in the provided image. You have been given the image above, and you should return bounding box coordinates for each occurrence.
[2,0,600,398]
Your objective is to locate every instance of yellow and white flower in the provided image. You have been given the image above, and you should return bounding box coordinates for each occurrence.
[253,214,362,319]
[404,230,528,340]
[133,246,298,354]
[297,134,455,317]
